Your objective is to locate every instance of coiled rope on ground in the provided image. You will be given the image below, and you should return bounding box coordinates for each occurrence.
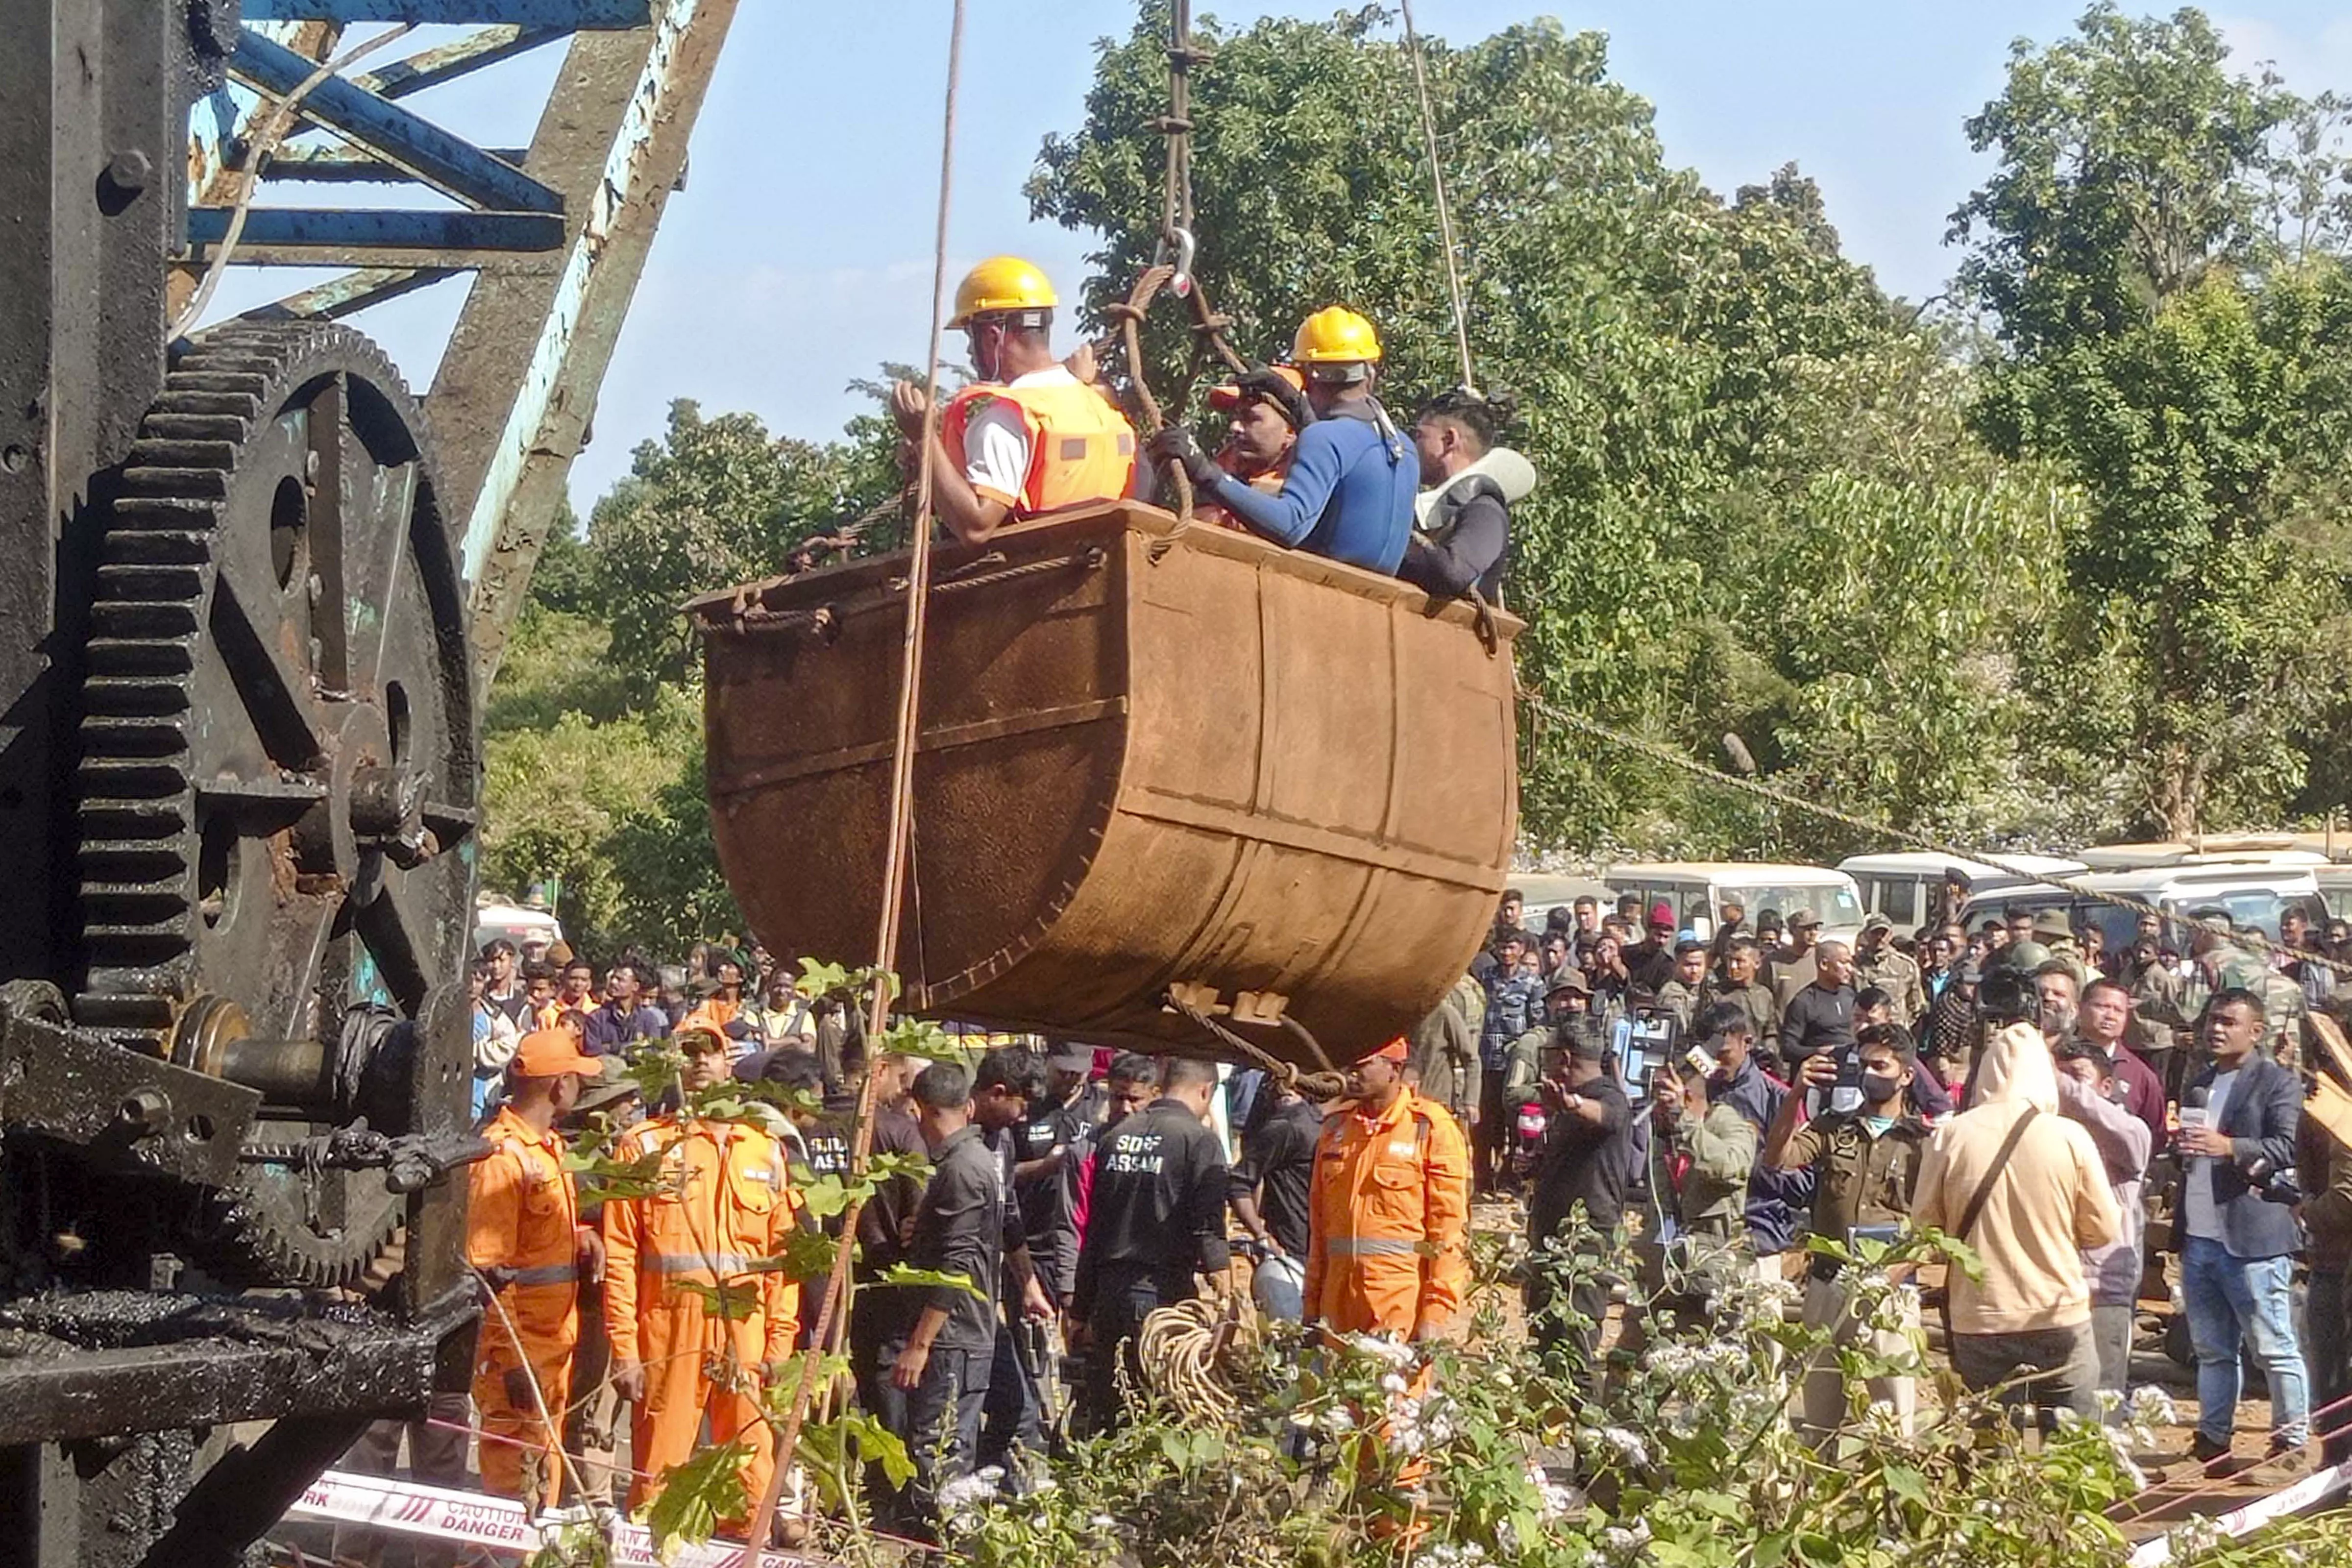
[1136,1295,1260,1425]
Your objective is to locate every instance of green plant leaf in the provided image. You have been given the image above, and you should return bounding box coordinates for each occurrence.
[642,1439,752,1556]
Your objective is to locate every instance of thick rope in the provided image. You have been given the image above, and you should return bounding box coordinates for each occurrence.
[1518,687,2352,979]
[1165,990,1348,1100]
[747,0,965,1544]
[1137,1296,1256,1424]
[1396,0,1476,394]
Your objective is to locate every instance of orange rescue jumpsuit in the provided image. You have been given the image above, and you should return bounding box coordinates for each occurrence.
[466,1106,586,1507]
[602,1115,800,1522]
[1303,1089,1472,1337]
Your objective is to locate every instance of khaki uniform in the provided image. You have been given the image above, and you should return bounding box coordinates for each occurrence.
[1696,978,1778,1045]
[1777,1110,1929,1444]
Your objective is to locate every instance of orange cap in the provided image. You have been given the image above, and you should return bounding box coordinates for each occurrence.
[674,1006,730,1050]
[513,1029,605,1079]
[1208,364,1305,409]
[1362,1036,1411,1065]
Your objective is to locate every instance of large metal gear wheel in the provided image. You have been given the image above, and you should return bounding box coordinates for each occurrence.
[75,319,479,1288]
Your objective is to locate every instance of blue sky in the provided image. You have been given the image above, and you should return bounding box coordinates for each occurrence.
[206,3,2352,516]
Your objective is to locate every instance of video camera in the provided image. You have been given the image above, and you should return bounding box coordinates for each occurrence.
[1976,966,2042,1030]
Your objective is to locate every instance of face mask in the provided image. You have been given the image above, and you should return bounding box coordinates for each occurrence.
[1860,1072,1903,1107]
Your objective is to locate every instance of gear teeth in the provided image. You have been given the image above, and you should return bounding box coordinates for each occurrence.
[77,318,464,1293]
[120,466,232,500]
[142,413,250,443]
[87,637,198,676]
[152,390,259,418]
[83,676,192,717]
[103,530,213,565]
[79,715,189,759]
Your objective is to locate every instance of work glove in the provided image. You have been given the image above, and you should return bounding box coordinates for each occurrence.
[1237,365,1314,429]
[1146,424,1221,487]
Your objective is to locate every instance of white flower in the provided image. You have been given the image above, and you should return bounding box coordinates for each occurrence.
[1597,1425,1650,1467]
[936,1466,1003,1527]
[2129,1385,2180,1428]
[1319,1405,1357,1434]
[2099,1424,2151,1493]
[1344,1332,1416,1369]
[1381,1372,1410,1395]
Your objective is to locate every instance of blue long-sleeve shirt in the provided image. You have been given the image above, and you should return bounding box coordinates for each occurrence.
[1200,398,1416,573]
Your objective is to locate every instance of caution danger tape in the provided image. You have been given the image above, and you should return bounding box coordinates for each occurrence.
[285,1468,820,1567]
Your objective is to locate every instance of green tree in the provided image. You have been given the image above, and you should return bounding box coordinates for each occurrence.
[1031,6,2076,854]
[482,395,901,956]
[1956,3,2352,836]
[586,399,898,703]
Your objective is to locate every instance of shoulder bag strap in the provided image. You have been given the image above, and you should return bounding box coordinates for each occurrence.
[1939,1105,2037,1346]
[1954,1106,2037,1246]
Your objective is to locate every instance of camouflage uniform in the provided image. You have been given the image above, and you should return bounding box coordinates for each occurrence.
[1852,946,1926,1026]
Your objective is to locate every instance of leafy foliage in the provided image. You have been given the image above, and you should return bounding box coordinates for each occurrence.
[641,1438,752,1555]
[1029,7,2106,855]
[1956,4,2352,835]
[950,1225,2350,1568]
[481,400,898,956]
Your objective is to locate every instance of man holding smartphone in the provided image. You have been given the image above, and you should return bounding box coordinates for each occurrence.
[1764,1024,1930,1446]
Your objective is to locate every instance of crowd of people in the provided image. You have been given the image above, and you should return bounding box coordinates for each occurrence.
[333,871,2352,1561]
[1439,881,2347,1479]
[334,930,1468,1562]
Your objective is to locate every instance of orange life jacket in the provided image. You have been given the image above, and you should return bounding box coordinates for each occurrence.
[942,376,1137,516]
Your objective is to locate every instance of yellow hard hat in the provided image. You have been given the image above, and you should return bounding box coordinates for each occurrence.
[1292,305,1382,365]
[949,256,1057,328]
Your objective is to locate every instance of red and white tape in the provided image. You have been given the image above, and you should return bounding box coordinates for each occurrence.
[2126,1457,2352,1567]
[284,1468,819,1567]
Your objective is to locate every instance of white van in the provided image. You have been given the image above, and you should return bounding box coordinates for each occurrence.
[2074,835,2332,871]
[1838,852,2086,934]
[1961,861,2327,949]
[1507,872,1617,934]
[474,896,564,957]
[2319,866,2352,921]
[1602,862,1865,947]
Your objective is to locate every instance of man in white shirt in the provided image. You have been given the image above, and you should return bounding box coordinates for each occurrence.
[890,257,1136,544]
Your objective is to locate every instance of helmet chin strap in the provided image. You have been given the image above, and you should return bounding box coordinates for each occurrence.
[971,322,1004,383]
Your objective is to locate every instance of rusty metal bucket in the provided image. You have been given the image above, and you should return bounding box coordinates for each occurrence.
[690,502,1519,1069]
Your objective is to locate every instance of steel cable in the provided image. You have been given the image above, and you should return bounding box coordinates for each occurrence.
[171,24,417,341]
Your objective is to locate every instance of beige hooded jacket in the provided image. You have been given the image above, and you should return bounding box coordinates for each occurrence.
[1913,1023,2120,1334]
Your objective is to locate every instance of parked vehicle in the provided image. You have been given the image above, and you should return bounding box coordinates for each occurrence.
[1508,872,1617,933]
[2073,834,2334,871]
[1961,861,2327,948]
[1837,852,2086,933]
[1601,861,1866,947]
[474,895,564,957]
[2320,865,2352,921]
